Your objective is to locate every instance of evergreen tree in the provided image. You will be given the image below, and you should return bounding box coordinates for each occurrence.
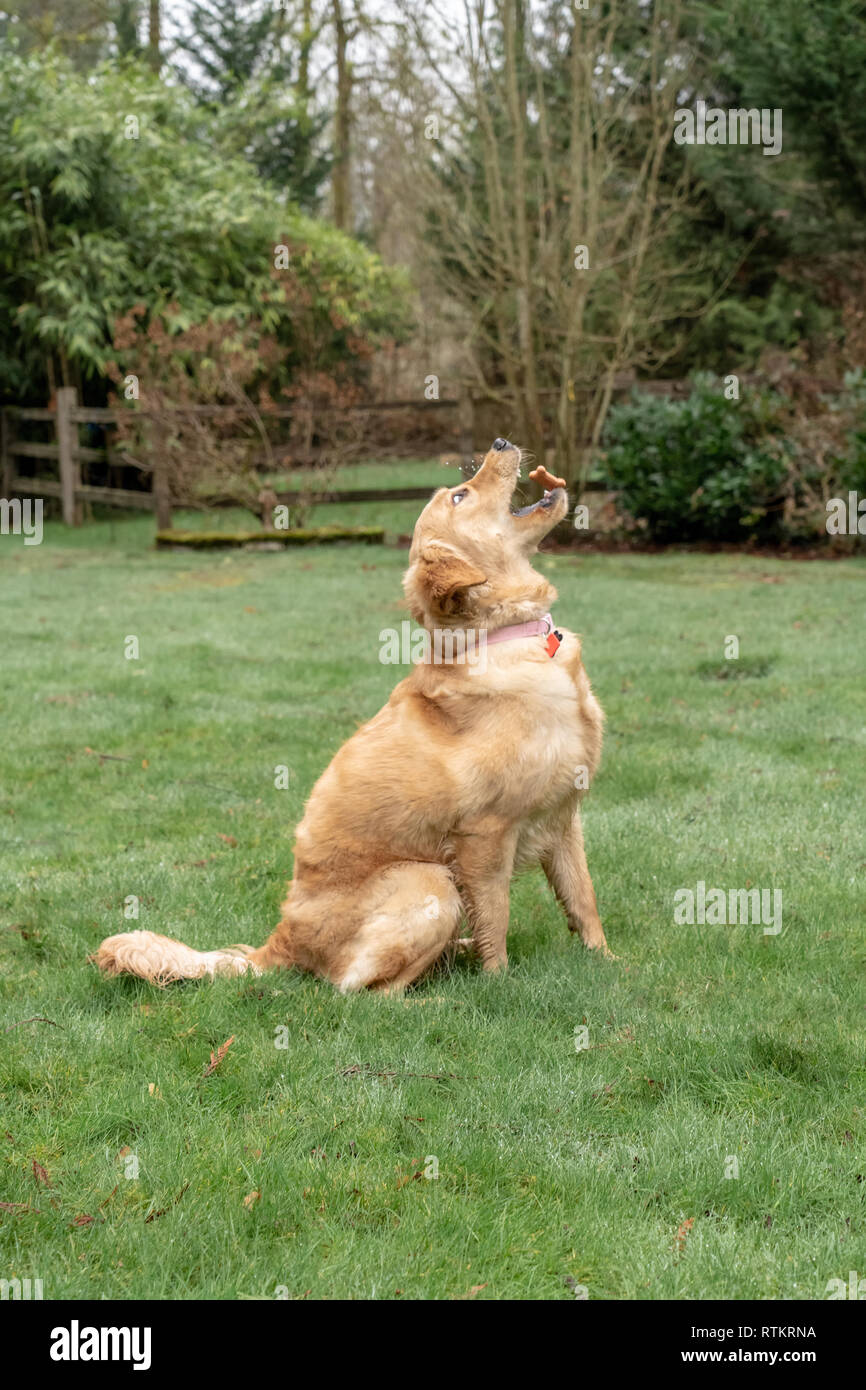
[114,1,140,58]
[174,0,330,210]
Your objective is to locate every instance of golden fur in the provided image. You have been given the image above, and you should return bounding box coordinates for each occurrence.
[94,440,611,991]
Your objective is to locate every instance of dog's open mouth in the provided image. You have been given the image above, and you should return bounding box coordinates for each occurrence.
[511,487,564,518]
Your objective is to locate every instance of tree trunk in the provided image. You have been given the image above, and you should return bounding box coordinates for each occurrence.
[299,0,313,108]
[115,0,140,56]
[504,2,544,470]
[147,0,160,73]
[331,0,352,230]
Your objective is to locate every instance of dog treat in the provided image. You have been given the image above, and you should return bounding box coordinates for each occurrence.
[529,465,567,491]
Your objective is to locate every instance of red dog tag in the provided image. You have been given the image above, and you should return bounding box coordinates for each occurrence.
[545,629,563,658]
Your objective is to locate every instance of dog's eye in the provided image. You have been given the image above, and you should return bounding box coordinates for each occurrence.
[451,490,468,506]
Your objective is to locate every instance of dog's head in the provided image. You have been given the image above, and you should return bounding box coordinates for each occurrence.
[403,438,568,630]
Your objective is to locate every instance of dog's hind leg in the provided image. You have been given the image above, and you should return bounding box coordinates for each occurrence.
[334,862,462,993]
[93,865,463,992]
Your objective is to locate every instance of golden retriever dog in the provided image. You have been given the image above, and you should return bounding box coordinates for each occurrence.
[94,438,611,992]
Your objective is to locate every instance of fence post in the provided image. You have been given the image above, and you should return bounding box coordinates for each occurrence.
[56,386,79,525]
[457,386,475,459]
[148,417,172,530]
[0,408,12,500]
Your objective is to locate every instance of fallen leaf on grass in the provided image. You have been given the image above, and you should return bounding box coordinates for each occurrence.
[397,1156,425,1189]
[0,1201,40,1214]
[217,833,238,848]
[202,1036,235,1078]
[674,1217,695,1255]
[32,1160,51,1187]
[243,1190,261,1210]
[455,1284,488,1300]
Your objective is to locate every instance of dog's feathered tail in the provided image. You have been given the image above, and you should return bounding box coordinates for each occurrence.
[91,930,263,986]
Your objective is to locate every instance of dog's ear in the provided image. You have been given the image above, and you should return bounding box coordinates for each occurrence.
[414,544,486,613]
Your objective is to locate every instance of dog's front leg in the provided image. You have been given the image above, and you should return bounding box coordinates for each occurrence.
[542,810,614,958]
[451,818,518,971]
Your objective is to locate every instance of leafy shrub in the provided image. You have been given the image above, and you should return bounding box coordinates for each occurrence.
[106,308,388,517]
[0,47,410,404]
[601,374,791,541]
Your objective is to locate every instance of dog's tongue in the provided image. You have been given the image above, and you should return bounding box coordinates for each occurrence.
[529,465,567,493]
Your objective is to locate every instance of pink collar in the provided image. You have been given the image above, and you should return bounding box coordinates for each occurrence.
[486,613,557,649]
[486,612,553,645]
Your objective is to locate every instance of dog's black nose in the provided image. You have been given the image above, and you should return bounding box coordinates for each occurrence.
[492,437,511,451]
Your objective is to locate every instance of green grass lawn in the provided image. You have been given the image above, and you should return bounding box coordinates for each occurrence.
[1,504,864,1300]
[181,457,462,535]
[268,455,461,494]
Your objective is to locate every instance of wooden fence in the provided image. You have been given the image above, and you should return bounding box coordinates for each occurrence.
[2,389,162,526]
[0,388,477,529]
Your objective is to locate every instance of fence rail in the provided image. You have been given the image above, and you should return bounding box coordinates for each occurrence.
[6,475,156,510]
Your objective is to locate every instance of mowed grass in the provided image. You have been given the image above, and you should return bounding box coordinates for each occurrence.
[0,502,864,1301]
